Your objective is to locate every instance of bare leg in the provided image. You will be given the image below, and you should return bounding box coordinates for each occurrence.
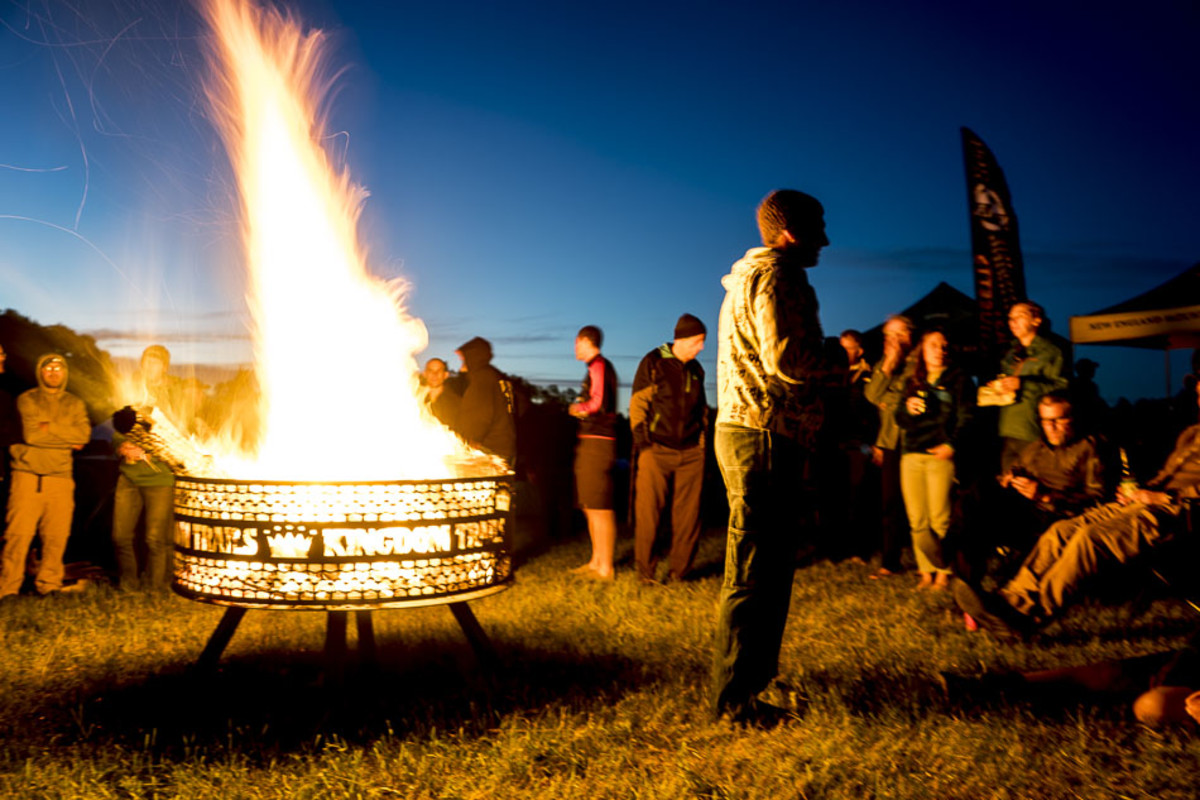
[1022,660,1134,692]
[584,509,616,579]
[571,511,602,573]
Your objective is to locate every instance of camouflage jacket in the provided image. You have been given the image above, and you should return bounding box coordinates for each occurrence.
[716,246,825,445]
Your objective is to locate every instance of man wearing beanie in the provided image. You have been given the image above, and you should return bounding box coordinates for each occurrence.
[0,354,91,598]
[629,314,708,585]
[710,189,830,725]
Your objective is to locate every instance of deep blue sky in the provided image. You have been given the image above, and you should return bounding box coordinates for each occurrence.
[2,0,1198,404]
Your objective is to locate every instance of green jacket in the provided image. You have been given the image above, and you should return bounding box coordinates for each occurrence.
[997,335,1067,442]
[864,354,916,450]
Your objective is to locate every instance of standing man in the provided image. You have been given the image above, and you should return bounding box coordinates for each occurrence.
[0,354,91,598]
[992,301,1067,470]
[569,325,618,581]
[710,189,829,724]
[454,337,516,465]
[864,315,915,578]
[111,345,182,591]
[630,313,708,585]
[839,329,871,387]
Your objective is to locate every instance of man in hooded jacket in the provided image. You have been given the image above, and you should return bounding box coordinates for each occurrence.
[710,189,830,725]
[0,354,91,597]
[454,337,516,465]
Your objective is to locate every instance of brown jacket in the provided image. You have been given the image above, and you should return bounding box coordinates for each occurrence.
[9,355,91,478]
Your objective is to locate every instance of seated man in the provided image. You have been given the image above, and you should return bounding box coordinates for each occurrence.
[965,393,1106,579]
[956,382,1200,637]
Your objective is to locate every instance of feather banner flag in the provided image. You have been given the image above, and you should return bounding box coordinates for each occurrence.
[962,127,1027,363]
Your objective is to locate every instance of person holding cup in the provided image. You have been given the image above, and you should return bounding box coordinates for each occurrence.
[895,329,975,591]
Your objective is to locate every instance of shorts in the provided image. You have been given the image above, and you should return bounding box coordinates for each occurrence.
[574,436,615,510]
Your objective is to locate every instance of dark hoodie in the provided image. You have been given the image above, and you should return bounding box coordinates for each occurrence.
[10,354,91,478]
[454,337,516,464]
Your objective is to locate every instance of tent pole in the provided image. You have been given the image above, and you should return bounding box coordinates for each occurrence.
[1165,348,1172,398]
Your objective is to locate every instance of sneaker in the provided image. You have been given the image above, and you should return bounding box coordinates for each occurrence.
[952,581,1033,641]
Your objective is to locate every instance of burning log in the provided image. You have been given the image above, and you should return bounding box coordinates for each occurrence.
[113,405,223,478]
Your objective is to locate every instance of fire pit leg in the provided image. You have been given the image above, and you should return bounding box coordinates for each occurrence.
[355,611,377,672]
[196,606,248,672]
[324,611,349,686]
[448,602,500,673]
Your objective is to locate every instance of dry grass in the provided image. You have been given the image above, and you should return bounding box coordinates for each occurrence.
[0,529,1197,799]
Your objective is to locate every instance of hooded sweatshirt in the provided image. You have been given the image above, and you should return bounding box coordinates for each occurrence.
[9,354,91,478]
[716,246,825,444]
[455,337,517,464]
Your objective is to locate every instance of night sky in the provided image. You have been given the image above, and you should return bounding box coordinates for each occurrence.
[2,0,1198,404]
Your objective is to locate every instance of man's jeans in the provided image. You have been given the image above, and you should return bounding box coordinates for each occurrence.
[111,475,175,590]
[710,423,805,716]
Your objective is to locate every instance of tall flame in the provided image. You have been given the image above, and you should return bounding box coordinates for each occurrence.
[200,0,478,480]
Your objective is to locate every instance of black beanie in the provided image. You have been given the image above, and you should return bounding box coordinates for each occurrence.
[674,314,706,340]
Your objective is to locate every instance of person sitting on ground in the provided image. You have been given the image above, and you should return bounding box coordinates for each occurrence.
[943,626,1200,728]
[955,379,1200,638]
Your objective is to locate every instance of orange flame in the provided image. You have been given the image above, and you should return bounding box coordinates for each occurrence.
[199,0,484,480]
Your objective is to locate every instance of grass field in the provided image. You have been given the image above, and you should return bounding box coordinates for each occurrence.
[1,529,1197,799]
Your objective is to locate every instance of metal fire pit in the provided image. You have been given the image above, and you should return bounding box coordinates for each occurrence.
[172,472,514,675]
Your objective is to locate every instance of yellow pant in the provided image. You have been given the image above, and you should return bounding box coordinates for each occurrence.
[0,471,75,596]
